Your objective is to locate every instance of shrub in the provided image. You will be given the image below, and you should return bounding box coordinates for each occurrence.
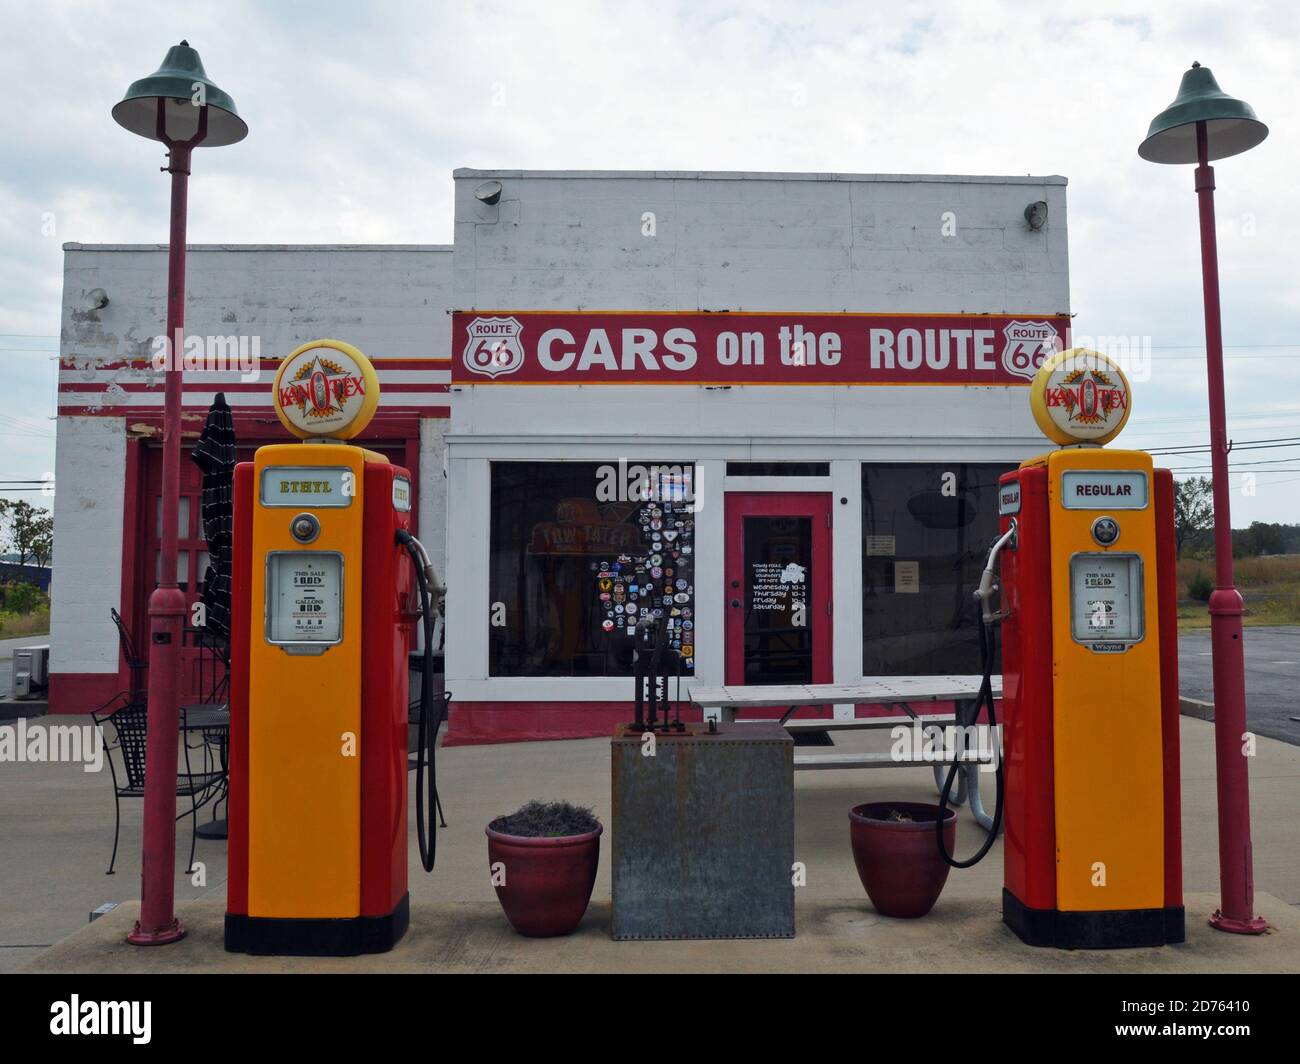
[1187,572,1214,603]
[1,581,48,616]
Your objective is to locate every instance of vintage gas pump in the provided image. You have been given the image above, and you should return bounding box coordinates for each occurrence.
[941,345,1185,946]
[950,348,1184,949]
[225,340,445,956]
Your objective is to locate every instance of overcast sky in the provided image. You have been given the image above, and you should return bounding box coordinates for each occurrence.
[3,0,1298,523]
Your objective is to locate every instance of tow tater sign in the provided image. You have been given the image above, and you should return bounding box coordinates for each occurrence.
[453,311,1070,386]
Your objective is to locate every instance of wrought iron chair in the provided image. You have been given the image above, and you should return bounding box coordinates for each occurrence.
[91,693,225,876]
[110,607,148,697]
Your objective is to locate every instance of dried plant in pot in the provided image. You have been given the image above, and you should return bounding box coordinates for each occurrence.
[486,800,603,937]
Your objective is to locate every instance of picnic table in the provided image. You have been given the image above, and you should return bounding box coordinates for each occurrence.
[689,676,1003,827]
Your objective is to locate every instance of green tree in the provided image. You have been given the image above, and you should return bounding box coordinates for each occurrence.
[1172,476,1213,558]
[1237,521,1285,557]
[0,500,53,575]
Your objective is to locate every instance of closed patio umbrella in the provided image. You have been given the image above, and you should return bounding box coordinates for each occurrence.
[190,392,236,643]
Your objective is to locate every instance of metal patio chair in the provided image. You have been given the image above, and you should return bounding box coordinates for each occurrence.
[110,607,148,696]
[91,694,225,876]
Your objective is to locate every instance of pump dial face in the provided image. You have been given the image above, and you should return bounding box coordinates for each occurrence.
[1091,516,1120,546]
[290,512,321,543]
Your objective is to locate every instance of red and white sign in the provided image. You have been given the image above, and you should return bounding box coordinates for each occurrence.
[452,311,1070,386]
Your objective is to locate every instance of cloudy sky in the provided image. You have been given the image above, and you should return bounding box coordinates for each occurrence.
[3,0,1298,522]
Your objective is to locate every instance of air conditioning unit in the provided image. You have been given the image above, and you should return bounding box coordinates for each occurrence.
[13,645,50,699]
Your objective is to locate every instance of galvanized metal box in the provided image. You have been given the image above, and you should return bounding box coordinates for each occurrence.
[611,721,794,939]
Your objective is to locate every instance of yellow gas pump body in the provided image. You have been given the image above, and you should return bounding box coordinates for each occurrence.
[1041,446,1164,912]
[246,442,371,918]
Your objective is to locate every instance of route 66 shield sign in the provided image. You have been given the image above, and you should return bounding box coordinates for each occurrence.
[463,316,525,379]
[1001,320,1061,381]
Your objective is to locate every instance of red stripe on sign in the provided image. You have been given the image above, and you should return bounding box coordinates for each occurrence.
[58,380,449,394]
[59,403,451,419]
[60,356,450,371]
[450,310,1071,386]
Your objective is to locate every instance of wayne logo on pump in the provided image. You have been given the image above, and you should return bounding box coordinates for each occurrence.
[463,315,525,378]
[1000,320,1061,380]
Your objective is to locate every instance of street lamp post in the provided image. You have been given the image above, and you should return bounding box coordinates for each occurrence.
[112,42,247,945]
[1139,63,1268,934]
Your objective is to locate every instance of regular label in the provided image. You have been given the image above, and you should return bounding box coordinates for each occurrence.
[1060,470,1148,510]
[998,481,1021,515]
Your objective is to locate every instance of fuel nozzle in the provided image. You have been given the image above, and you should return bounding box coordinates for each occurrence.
[973,518,1017,624]
[396,529,446,617]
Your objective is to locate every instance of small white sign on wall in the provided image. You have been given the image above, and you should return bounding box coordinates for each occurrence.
[866,535,896,556]
[894,560,920,594]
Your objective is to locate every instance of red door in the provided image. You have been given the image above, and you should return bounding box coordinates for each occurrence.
[724,493,833,687]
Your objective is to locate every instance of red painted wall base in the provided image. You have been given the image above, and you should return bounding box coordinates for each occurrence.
[47,672,121,715]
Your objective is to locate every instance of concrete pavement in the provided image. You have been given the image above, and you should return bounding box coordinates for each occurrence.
[1179,626,1300,746]
[22,891,1300,974]
[7,712,1300,974]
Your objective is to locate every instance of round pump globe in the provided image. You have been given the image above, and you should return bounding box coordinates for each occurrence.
[1029,348,1133,447]
[272,339,381,440]
[112,41,247,147]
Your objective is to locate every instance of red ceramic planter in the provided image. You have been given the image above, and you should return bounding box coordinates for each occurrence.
[486,823,602,937]
[849,801,956,919]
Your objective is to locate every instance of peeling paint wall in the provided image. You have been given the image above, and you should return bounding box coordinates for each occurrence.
[52,245,454,701]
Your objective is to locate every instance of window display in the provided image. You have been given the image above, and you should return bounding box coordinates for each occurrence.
[489,462,696,677]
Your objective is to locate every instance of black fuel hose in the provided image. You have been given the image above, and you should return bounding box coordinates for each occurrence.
[935,614,1004,868]
[397,530,445,873]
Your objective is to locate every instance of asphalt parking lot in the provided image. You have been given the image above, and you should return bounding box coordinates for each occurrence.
[1179,626,1300,747]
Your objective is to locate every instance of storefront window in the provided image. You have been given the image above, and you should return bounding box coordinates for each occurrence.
[861,463,1013,675]
[489,461,697,677]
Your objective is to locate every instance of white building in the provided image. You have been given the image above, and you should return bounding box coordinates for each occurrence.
[51,169,1070,743]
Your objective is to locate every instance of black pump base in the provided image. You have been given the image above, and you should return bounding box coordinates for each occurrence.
[225,893,409,956]
[1003,888,1185,949]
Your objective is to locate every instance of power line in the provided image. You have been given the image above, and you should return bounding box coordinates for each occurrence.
[1148,436,1300,456]
[1169,468,1300,475]
[1163,456,1300,469]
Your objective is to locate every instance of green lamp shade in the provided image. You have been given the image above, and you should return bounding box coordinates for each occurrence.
[1139,63,1266,164]
[112,41,247,147]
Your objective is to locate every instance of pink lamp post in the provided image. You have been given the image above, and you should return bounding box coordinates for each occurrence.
[111,42,247,945]
[1139,62,1268,934]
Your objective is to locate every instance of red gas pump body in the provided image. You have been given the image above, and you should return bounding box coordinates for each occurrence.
[998,462,1183,948]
